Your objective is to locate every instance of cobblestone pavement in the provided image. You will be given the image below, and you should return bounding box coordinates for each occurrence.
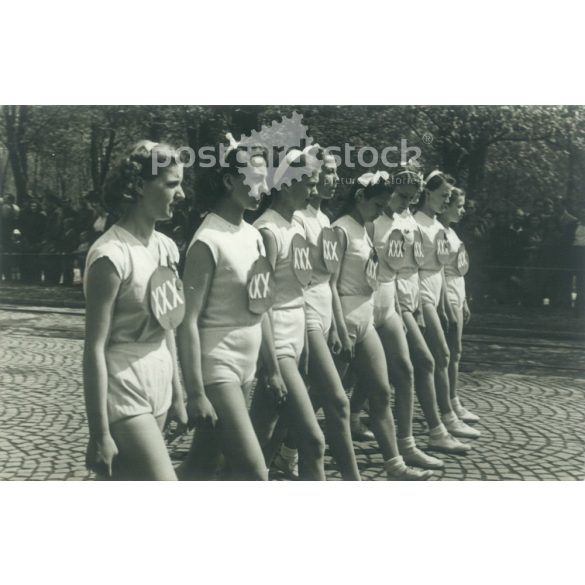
[1,308,584,481]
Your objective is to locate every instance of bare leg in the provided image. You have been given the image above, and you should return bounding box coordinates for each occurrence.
[352,328,399,460]
[376,313,414,439]
[421,304,453,416]
[110,413,177,480]
[308,329,360,480]
[204,382,267,480]
[249,375,281,465]
[402,311,442,428]
[446,306,464,401]
[278,357,326,481]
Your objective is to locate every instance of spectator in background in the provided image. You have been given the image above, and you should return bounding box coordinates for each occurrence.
[489,211,521,303]
[59,216,79,286]
[553,197,578,308]
[43,198,64,284]
[519,214,544,307]
[18,198,46,283]
[510,208,526,235]
[568,204,585,316]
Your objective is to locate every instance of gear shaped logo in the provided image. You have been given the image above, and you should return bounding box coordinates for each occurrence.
[233,111,321,196]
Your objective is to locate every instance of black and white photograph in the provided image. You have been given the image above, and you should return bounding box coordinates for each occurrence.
[1,3,583,583]
[1,105,583,481]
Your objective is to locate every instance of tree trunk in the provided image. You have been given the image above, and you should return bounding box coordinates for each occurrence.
[2,105,30,201]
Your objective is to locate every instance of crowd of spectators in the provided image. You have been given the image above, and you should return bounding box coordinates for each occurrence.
[457,195,585,315]
[1,191,584,315]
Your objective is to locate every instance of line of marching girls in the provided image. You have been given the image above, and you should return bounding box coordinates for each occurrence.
[82,136,481,481]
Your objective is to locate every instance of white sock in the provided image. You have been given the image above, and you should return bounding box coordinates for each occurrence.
[442,411,458,425]
[280,445,298,460]
[384,455,406,473]
[453,397,463,409]
[429,423,448,438]
[398,436,416,451]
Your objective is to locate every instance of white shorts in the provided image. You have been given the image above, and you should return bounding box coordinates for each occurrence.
[419,270,443,308]
[446,275,466,309]
[305,282,332,338]
[373,281,397,328]
[200,323,262,386]
[396,272,420,313]
[273,306,306,362]
[340,295,374,345]
[106,340,173,425]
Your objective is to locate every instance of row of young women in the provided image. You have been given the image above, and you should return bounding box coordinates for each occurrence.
[82,138,480,481]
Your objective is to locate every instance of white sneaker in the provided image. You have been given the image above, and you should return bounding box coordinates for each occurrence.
[273,452,299,480]
[427,432,472,455]
[386,465,433,481]
[444,417,481,440]
[454,404,480,423]
[400,447,445,470]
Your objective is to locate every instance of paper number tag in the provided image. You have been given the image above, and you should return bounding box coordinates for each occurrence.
[248,255,275,315]
[413,228,425,267]
[436,229,451,265]
[385,229,406,271]
[321,227,340,274]
[457,244,469,276]
[149,266,185,330]
[291,233,313,286]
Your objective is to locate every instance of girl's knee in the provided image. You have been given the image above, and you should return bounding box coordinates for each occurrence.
[369,386,392,412]
[324,391,350,421]
[434,347,451,369]
[395,356,414,382]
[299,428,326,460]
[414,351,435,374]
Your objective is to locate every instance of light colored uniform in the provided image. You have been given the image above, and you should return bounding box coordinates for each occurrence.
[414,210,445,308]
[189,213,265,386]
[254,209,306,362]
[84,224,179,424]
[332,215,376,344]
[444,227,467,309]
[395,209,421,313]
[372,212,398,328]
[294,204,332,337]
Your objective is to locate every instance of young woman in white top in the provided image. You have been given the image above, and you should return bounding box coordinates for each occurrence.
[413,171,480,441]
[83,140,187,480]
[251,149,327,480]
[437,187,480,423]
[292,149,361,480]
[331,171,432,480]
[177,145,286,480]
[351,169,472,456]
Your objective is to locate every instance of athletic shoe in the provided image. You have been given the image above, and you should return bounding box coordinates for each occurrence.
[350,420,375,442]
[386,466,433,481]
[400,447,445,470]
[427,433,472,455]
[444,417,481,439]
[454,404,480,423]
[273,452,299,480]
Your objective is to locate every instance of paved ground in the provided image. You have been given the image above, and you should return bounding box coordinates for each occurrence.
[0,306,584,481]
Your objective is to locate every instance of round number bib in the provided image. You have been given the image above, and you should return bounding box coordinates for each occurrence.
[365,248,380,291]
[456,244,470,276]
[247,255,276,315]
[385,229,406,272]
[436,229,451,265]
[149,266,185,330]
[291,233,313,286]
[321,227,340,274]
[413,228,425,267]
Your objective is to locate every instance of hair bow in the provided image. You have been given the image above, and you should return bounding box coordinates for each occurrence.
[357,170,390,187]
[225,132,240,156]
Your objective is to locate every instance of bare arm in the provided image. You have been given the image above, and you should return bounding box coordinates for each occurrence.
[176,241,217,427]
[82,257,121,476]
[330,227,353,360]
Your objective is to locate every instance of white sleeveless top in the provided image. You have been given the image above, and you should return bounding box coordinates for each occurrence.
[254,208,305,310]
[293,204,331,288]
[414,210,445,272]
[373,211,399,283]
[332,215,374,297]
[443,226,464,279]
[84,224,179,344]
[188,213,265,329]
[395,209,420,279]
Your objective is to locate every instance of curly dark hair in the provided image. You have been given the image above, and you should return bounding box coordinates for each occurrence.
[102,140,182,213]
